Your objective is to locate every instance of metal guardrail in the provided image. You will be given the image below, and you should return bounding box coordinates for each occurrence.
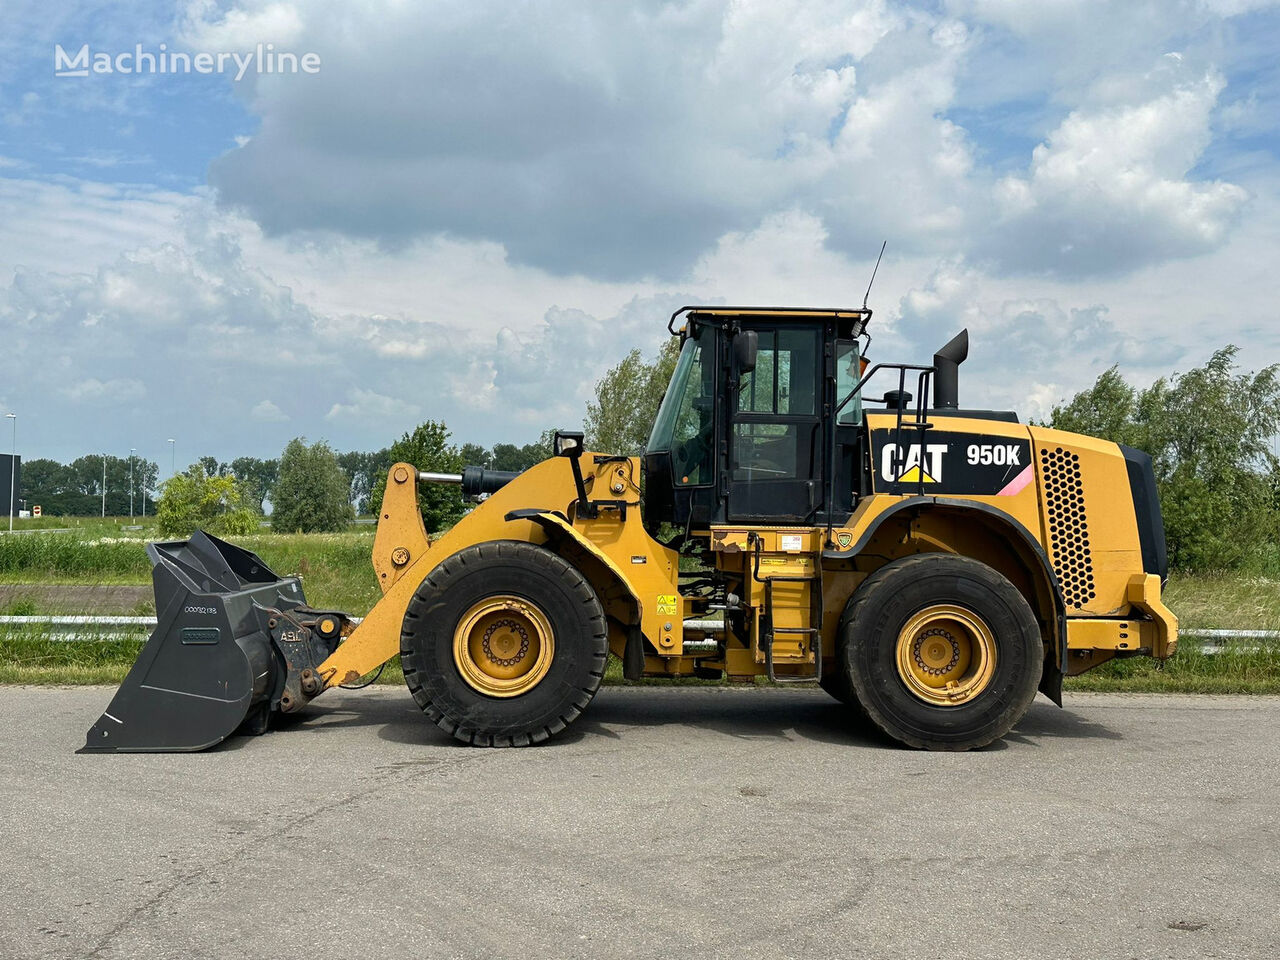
[0,614,366,642]
[0,617,1276,651]
[1186,629,1280,640]
[1,616,155,626]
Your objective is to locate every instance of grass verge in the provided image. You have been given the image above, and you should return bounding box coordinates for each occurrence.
[0,530,381,614]
[0,629,410,686]
[2,529,1278,692]
[6,630,1277,694]
[0,632,149,685]
[1064,642,1280,694]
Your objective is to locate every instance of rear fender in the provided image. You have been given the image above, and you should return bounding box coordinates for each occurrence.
[826,496,1067,702]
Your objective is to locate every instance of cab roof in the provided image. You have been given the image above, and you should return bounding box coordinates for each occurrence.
[668,305,871,335]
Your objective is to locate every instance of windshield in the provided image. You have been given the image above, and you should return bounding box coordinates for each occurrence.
[646,325,716,485]
[835,339,863,424]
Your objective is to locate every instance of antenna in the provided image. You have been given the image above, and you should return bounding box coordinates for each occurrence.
[862,240,886,311]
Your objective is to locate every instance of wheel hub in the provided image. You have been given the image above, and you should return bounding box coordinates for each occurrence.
[913,628,961,676]
[453,596,554,698]
[481,618,530,666]
[895,604,997,706]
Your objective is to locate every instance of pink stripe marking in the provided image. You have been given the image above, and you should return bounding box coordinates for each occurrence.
[997,464,1033,496]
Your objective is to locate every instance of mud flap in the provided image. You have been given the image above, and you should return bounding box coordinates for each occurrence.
[1039,659,1064,707]
[80,532,312,753]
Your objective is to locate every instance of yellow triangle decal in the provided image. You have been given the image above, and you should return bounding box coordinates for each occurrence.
[897,465,937,484]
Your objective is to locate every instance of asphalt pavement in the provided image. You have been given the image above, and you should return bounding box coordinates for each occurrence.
[1,686,1277,960]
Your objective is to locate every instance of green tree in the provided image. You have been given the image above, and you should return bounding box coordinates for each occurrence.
[459,443,492,468]
[1050,347,1280,570]
[490,435,551,472]
[270,439,354,533]
[68,455,107,513]
[584,338,679,455]
[156,465,259,538]
[230,457,279,514]
[198,456,230,478]
[370,421,466,533]
[1047,367,1144,448]
[336,449,392,515]
[20,459,76,515]
[61,455,140,515]
[136,459,159,516]
[21,455,156,517]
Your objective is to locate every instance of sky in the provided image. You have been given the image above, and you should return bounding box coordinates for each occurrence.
[1,0,1279,470]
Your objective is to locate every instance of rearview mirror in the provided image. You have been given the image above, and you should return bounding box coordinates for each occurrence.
[734,330,758,373]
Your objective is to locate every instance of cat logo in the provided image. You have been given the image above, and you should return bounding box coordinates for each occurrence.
[836,531,853,549]
[880,442,948,485]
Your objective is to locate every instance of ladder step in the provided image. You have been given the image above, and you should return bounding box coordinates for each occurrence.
[766,630,822,683]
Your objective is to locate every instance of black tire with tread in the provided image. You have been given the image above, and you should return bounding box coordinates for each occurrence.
[818,669,854,705]
[400,540,608,747]
[819,606,869,719]
[840,554,1042,751]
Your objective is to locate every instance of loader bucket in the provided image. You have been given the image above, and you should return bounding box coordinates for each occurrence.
[80,531,306,753]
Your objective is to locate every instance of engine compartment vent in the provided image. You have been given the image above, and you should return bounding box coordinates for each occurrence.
[1040,447,1096,609]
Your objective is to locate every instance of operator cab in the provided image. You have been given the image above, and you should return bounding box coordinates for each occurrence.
[643,307,870,532]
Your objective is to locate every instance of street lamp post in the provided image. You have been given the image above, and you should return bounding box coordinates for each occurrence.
[5,413,14,533]
[168,438,176,478]
[129,448,135,521]
[102,454,107,519]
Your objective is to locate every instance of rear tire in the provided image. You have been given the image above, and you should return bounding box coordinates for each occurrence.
[401,541,608,746]
[818,669,854,704]
[840,554,1042,751]
[819,605,868,719]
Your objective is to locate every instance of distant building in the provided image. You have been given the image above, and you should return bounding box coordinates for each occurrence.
[0,454,20,518]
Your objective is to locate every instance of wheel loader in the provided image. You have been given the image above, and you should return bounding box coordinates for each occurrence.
[82,306,1176,753]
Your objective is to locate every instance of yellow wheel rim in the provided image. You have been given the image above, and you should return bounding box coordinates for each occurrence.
[895,604,997,706]
[452,595,555,698]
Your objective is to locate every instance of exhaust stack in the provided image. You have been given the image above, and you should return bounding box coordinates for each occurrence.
[933,329,969,410]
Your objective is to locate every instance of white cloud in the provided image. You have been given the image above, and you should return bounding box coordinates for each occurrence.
[250,399,289,422]
[0,176,195,279]
[691,208,880,305]
[1196,0,1280,15]
[5,163,1278,463]
[324,387,420,424]
[986,66,1248,276]
[179,0,306,49]
[3,0,1279,465]
[63,377,146,404]
[173,0,1257,287]
[890,258,1191,418]
[195,0,981,277]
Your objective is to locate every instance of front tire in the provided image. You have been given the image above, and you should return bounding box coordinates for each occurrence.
[401,541,608,746]
[840,554,1043,751]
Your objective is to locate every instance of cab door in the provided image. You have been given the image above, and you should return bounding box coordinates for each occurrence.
[726,323,823,522]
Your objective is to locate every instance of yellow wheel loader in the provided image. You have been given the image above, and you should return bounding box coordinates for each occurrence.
[82,306,1177,753]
